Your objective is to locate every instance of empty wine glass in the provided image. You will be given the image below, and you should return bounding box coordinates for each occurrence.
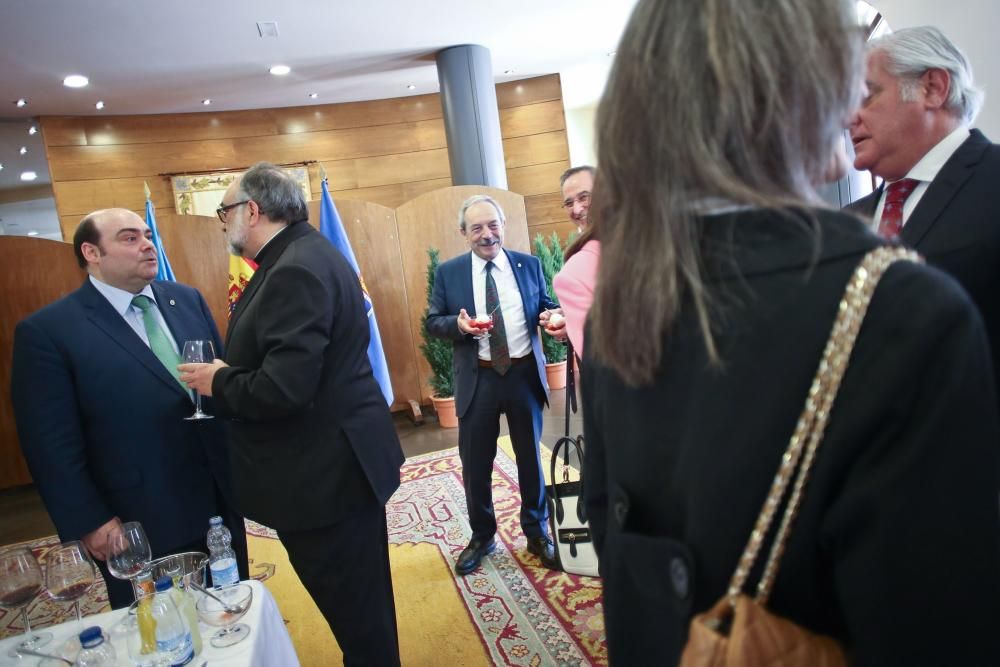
[106,522,152,601]
[182,339,216,420]
[45,541,96,624]
[195,582,253,648]
[0,545,53,656]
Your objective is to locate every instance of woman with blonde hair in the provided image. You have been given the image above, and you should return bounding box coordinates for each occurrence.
[582,0,1000,664]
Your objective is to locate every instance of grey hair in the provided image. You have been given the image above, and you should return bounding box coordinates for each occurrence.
[589,0,863,385]
[458,194,505,231]
[559,165,595,188]
[870,26,983,123]
[238,162,309,224]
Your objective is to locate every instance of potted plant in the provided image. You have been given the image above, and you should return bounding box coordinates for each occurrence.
[420,248,458,428]
[533,232,568,390]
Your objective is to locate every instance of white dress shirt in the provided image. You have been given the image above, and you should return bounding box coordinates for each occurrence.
[89,275,181,354]
[872,125,970,231]
[470,249,532,361]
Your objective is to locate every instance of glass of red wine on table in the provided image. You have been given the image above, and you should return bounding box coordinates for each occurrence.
[0,545,54,657]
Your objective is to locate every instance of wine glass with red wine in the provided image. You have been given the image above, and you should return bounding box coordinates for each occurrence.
[45,540,96,624]
[0,545,53,656]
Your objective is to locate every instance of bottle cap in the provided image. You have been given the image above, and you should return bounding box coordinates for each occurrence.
[79,625,104,647]
[154,575,173,592]
[209,515,223,526]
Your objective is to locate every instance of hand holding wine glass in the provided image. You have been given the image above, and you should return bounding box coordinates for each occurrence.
[182,340,215,420]
[0,546,53,656]
[106,521,152,601]
[46,541,96,624]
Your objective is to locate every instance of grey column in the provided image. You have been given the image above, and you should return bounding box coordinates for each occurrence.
[436,45,508,188]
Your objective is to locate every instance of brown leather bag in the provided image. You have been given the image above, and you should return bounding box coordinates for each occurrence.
[679,247,920,667]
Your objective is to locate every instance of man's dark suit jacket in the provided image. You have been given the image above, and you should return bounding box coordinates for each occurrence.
[12,279,236,554]
[211,221,404,533]
[425,248,558,418]
[846,129,1000,406]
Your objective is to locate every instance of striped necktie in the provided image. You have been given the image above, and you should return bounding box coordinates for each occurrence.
[131,295,185,389]
[485,262,511,375]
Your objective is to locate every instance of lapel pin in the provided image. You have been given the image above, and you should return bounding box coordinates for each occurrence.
[517,263,522,268]
[169,299,176,306]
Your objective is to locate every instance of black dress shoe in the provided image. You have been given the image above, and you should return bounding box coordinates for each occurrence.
[455,537,496,575]
[526,535,559,570]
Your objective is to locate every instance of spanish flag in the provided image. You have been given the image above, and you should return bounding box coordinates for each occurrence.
[227,255,258,318]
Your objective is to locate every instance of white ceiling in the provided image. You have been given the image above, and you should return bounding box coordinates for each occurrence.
[0,0,638,191]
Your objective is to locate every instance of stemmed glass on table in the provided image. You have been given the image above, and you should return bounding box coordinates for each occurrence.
[106,521,152,601]
[195,582,253,649]
[182,340,215,420]
[0,545,53,657]
[45,541,96,625]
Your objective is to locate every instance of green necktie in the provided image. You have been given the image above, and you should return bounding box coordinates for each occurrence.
[131,295,185,390]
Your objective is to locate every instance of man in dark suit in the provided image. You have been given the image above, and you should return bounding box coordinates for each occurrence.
[847,26,1000,407]
[426,195,566,575]
[180,162,404,666]
[11,208,248,609]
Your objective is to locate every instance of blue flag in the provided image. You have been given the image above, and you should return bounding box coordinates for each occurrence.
[319,179,394,405]
[145,198,176,282]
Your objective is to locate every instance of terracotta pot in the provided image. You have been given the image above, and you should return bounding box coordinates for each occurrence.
[545,361,567,390]
[431,394,458,428]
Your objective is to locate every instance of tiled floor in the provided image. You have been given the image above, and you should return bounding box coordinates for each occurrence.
[0,387,583,547]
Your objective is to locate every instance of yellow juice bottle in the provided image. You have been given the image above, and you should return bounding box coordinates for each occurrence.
[135,571,157,654]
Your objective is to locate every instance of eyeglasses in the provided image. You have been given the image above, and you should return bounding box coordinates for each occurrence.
[562,192,591,210]
[216,200,250,223]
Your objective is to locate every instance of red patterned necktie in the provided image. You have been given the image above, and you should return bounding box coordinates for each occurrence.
[878,178,920,239]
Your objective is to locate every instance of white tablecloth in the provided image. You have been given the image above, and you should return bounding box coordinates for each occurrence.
[0,580,298,667]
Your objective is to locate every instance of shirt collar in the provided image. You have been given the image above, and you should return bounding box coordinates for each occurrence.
[254,224,289,260]
[903,125,970,183]
[471,247,510,274]
[89,275,156,316]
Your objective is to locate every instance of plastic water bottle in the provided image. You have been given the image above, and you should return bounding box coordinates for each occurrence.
[151,576,194,666]
[75,625,116,666]
[169,576,203,657]
[207,515,239,589]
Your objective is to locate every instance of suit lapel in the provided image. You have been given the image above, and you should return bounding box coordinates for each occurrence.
[459,252,474,313]
[902,132,988,248]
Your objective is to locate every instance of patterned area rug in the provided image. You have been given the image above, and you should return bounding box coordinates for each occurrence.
[2,440,607,666]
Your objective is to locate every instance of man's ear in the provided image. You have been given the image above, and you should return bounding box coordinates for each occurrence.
[921,67,951,110]
[81,241,101,264]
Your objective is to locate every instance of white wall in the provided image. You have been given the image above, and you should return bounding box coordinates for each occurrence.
[0,197,61,240]
[559,59,612,168]
[875,0,1000,137]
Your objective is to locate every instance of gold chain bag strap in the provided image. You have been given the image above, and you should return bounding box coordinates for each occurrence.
[679,246,922,667]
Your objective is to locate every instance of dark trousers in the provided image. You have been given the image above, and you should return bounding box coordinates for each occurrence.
[458,357,548,541]
[279,502,400,667]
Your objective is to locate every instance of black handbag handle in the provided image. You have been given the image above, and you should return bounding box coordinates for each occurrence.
[564,339,577,437]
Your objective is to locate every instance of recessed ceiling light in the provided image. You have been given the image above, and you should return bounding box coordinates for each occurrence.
[16,98,27,107]
[19,146,27,155]
[269,65,291,76]
[21,171,37,181]
[606,51,617,57]
[95,101,105,110]
[27,231,39,237]
[28,125,37,135]
[504,69,514,75]
[407,84,416,90]
[308,92,318,99]
[202,99,212,106]
[63,74,89,88]
[0,163,4,171]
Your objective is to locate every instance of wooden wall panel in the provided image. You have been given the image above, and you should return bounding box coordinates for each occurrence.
[500,100,566,138]
[503,131,569,169]
[525,192,568,228]
[527,221,579,247]
[0,238,86,490]
[325,178,453,209]
[270,95,443,133]
[54,177,173,216]
[508,161,571,197]
[496,76,563,108]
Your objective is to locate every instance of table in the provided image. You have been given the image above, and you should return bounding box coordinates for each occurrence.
[0,580,299,666]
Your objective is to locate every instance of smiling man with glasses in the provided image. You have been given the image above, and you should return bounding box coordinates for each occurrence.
[560,165,595,232]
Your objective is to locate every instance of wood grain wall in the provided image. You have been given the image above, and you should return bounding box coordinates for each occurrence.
[41,74,578,247]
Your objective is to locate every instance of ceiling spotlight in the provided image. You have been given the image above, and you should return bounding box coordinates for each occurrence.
[504,69,514,75]
[407,84,416,90]
[202,99,212,106]
[16,98,27,107]
[63,74,89,88]
[28,125,37,135]
[27,231,39,237]
[21,171,37,181]
[19,146,27,155]
[606,51,617,57]
[0,163,4,171]
[95,100,105,110]
[308,92,318,99]
[269,64,291,76]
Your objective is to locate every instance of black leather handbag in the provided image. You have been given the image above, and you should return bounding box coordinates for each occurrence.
[545,342,600,577]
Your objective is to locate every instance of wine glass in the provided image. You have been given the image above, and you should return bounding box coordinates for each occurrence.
[195,582,253,648]
[106,521,152,601]
[182,340,216,420]
[0,545,53,656]
[471,313,493,340]
[45,541,96,624]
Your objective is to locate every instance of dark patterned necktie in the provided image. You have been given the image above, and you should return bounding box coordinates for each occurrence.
[485,261,511,375]
[878,178,920,239]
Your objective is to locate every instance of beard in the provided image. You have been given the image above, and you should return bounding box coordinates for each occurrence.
[226,222,249,256]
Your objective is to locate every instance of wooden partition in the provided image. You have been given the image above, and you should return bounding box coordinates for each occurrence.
[0,237,85,489]
[396,186,529,404]
[41,75,577,246]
